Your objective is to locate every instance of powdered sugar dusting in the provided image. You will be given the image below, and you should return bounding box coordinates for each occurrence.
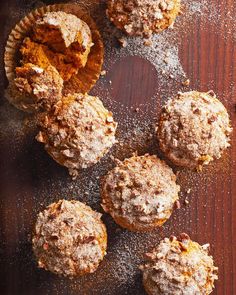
[183,0,236,41]
[187,0,207,15]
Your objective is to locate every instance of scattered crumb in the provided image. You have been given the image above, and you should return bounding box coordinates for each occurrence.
[182,79,190,86]
[101,70,107,76]
[144,39,152,47]
[184,198,190,205]
[175,200,181,209]
[118,37,128,48]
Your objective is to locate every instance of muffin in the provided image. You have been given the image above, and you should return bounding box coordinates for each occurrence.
[20,11,93,82]
[36,93,117,178]
[141,234,218,295]
[106,0,181,37]
[5,5,104,107]
[157,91,233,170]
[32,200,107,277]
[100,154,180,231]
[6,63,63,112]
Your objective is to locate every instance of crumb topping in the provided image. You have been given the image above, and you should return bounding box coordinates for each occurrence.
[13,63,63,111]
[158,91,233,168]
[32,200,107,277]
[36,93,117,178]
[141,234,218,295]
[107,0,181,37]
[101,154,180,230]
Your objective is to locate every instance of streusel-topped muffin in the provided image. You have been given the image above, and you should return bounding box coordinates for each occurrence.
[32,200,107,277]
[101,154,180,231]
[141,234,218,294]
[36,93,117,178]
[107,0,181,37]
[157,91,232,169]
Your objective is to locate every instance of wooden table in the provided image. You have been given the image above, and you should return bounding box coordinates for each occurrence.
[0,0,235,294]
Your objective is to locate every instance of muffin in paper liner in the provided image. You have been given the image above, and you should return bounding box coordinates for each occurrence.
[4,2,104,111]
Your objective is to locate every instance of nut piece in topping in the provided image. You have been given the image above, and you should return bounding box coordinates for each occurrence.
[36,93,117,178]
[106,0,181,37]
[157,91,233,169]
[141,234,218,295]
[32,200,107,277]
[7,63,63,113]
[20,11,93,81]
[100,154,180,231]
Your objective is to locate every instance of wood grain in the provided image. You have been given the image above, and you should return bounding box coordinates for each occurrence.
[0,0,235,294]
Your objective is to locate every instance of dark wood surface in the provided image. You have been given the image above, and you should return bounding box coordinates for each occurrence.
[0,1,236,295]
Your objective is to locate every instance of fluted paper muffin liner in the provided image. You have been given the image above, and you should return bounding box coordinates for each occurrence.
[4,2,104,103]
